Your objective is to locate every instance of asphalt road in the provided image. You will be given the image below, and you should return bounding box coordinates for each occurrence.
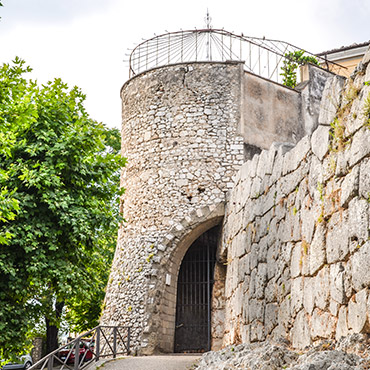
[100,355,200,370]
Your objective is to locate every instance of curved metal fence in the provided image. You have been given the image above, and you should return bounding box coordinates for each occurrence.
[29,326,130,370]
[128,29,346,84]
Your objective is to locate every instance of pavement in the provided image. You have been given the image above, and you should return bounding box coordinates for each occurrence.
[96,355,200,370]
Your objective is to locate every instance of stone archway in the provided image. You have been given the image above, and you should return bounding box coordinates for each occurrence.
[156,202,225,353]
[174,225,220,352]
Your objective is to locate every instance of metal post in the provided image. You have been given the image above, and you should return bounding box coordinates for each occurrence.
[146,42,148,70]
[229,36,232,60]
[74,340,79,370]
[221,32,224,61]
[156,37,159,67]
[258,47,261,75]
[127,327,131,354]
[240,37,242,61]
[96,327,100,361]
[113,327,117,358]
[181,30,183,62]
[138,47,141,75]
[195,32,198,61]
[47,356,53,370]
[168,33,170,64]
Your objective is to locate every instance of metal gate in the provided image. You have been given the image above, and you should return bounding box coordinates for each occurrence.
[174,226,218,352]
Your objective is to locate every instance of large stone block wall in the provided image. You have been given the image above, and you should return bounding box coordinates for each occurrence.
[101,62,245,353]
[221,49,370,349]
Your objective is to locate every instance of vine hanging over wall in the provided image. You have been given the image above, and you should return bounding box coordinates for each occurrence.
[281,50,319,88]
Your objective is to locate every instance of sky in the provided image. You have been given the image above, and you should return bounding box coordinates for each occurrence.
[0,0,369,129]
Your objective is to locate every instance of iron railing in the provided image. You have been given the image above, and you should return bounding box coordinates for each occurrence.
[128,29,346,83]
[29,326,130,370]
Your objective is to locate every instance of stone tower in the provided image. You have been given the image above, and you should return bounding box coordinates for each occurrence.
[101,29,335,354]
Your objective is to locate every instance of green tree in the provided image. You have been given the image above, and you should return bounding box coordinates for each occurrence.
[281,50,319,88]
[0,58,125,358]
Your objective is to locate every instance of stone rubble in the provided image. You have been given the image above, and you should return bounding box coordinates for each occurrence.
[195,335,370,369]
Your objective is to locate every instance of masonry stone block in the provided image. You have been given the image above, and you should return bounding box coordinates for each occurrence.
[264,303,278,335]
[248,298,265,322]
[335,150,349,177]
[255,263,267,299]
[309,224,326,275]
[291,277,304,316]
[250,320,265,342]
[314,265,330,310]
[250,243,258,271]
[308,155,323,202]
[336,306,349,341]
[250,176,262,199]
[330,263,348,305]
[278,296,291,331]
[291,243,302,278]
[359,158,370,200]
[282,136,311,175]
[266,243,277,280]
[265,278,278,303]
[248,268,257,298]
[318,75,345,126]
[351,241,370,292]
[270,150,283,185]
[311,125,331,161]
[340,165,360,207]
[303,277,315,315]
[256,150,269,179]
[349,127,370,167]
[280,162,310,197]
[348,197,369,243]
[232,230,247,258]
[291,310,312,349]
[348,288,369,333]
[239,253,250,278]
[249,154,259,178]
[266,145,278,175]
[301,204,315,244]
[311,309,336,341]
[326,212,349,264]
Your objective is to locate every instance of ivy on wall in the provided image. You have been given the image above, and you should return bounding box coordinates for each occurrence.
[281,50,319,88]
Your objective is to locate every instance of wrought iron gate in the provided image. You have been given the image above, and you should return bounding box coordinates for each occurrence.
[174,226,218,352]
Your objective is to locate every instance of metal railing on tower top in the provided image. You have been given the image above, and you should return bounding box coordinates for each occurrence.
[128,28,346,84]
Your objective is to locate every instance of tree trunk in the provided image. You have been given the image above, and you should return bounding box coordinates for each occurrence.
[45,301,65,354]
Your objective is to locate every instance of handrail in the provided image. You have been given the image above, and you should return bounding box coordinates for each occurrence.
[128,28,347,83]
[29,326,131,370]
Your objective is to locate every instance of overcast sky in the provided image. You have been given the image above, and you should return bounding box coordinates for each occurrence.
[0,0,369,129]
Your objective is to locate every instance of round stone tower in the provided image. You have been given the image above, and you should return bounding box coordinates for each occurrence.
[100,59,245,352]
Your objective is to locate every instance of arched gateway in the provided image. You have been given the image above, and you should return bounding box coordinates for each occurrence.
[174,225,219,352]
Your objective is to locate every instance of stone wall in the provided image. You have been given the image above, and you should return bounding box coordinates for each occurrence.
[239,65,333,151]
[220,48,370,349]
[101,61,245,353]
[239,72,302,149]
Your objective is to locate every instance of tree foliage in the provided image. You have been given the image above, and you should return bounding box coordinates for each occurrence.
[0,58,125,358]
[281,50,319,88]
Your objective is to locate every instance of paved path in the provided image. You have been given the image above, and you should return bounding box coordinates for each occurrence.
[100,355,200,370]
